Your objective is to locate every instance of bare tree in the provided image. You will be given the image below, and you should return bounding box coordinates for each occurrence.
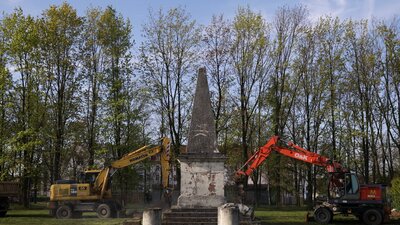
[139,7,201,187]
[267,5,307,205]
[202,14,233,145]
[230,7,270,193]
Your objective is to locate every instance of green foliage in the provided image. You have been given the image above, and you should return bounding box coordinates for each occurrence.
[139,6,201,149]
[98,6,134,155]
[0,45,13,180]
[98,6,132,57]
[0,2,400,209]
[233,6,268,55]
[391,177,400,210]
[231,6,269,167]
[10,129,42,153]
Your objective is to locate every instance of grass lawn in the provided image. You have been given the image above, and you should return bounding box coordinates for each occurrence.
[1,203,399,225]
[255,207,400,225]
[0,203,130,225]
[0,210,126,225]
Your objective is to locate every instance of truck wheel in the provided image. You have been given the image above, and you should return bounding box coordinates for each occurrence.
[97,204,112,219]
[56,205,73,219]
[314,207,333,224]
[362,209,382,225]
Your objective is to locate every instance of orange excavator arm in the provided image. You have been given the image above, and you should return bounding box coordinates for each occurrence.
[236,136,347,177]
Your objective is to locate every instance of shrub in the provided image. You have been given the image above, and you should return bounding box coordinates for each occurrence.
[391,177,400,210]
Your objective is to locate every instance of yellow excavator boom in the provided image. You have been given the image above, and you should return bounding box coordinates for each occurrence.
[92,137,171,195]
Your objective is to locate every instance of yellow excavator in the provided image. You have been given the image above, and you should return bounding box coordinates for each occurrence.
[49,137,171,219]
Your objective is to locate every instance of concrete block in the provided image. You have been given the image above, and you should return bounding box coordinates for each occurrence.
[142,208,161,225]
[218,205,239,225]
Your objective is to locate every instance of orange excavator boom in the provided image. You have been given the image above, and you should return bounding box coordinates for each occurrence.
[236,136,347,177]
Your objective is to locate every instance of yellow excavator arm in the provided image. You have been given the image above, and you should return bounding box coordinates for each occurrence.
[93,137,171,196]
[111,137,171,188]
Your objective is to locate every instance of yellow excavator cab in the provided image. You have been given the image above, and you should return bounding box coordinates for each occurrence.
[77,170,101,184]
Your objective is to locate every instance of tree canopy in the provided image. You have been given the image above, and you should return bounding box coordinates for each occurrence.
[0,3,399,207]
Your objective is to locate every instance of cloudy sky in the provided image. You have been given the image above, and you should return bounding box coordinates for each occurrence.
[1,0,399,43]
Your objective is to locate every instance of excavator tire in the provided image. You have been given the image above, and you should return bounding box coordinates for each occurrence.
[362,209,383,225]
[97,203,112,219]
[314,207,333,224]
[56,205,73,219]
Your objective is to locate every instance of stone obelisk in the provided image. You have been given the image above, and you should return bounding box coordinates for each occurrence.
[177,67,226,208]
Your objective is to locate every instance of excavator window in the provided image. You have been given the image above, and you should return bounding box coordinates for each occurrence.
[329,173,345,199]
[329,172,360,199]
[345,173,359,195]
[78,171,99,184]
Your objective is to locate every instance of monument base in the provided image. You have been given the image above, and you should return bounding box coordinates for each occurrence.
[177,153,226,208]
[177,195,225,208]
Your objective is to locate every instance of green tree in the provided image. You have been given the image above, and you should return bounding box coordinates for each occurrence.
[375,19,400,179]
[97,6,133,158]
[231,6,269,181]
[317,17,345,163]
[39,2,83,182]
[0,22,13,181]
[81,7,103,167]
[202,14,233,144]
[2,8,45,207]
[139,7,201,188]
[96,6,147,195]
[267,5,307,205]
[290,22,323,205]
[344,19,380,183]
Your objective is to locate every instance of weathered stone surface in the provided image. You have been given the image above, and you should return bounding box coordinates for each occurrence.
[177,157,225,208]
[218,205,239,225]
[187,67,218,154]
[142,208,161,225]
[177,68,226,208]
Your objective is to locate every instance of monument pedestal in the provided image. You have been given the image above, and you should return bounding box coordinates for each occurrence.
[177,153,226,208]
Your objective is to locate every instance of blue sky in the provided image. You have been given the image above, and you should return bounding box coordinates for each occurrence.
[1,0,399,45]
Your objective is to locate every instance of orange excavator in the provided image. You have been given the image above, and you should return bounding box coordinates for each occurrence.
[236,136,391,225]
